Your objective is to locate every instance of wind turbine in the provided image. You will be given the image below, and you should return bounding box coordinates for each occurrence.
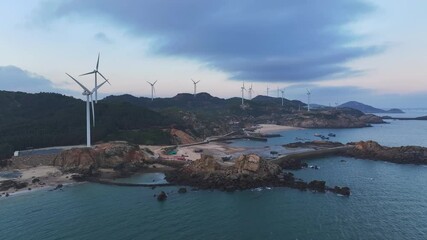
[80,53,110,103]
[147,80,158,101]
[241,82,246,105]
[66,73,108,147]
[266,86,270,96]
[280,88,285,106]
[277,87,280,98]
[248,84,254,100]
[191,79,200,97]
[306,89,311,112]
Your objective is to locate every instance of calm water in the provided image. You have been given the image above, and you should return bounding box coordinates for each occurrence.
[1,112,427,240]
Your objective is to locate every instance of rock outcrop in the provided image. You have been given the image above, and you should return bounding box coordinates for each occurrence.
[53,142,150,175]
[0,180,28,191]
[166,154,282,191]
[345,141,427,165]
[165,154,349,195]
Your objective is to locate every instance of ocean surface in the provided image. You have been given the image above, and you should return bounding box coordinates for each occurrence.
[1,110,427,240]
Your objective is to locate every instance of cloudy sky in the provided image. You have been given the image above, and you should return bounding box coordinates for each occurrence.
[0,0,426,108]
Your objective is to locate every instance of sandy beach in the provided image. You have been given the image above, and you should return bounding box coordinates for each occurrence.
[254,124,300,134]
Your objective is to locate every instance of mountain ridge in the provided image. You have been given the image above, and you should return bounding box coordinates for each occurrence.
[339,101,404,114]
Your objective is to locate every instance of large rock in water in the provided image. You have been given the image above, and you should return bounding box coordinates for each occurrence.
[234,154,281,177]
[345,141,427,164]
[53,142,148,174]
[188,155,223,172]
[165,154,282,190]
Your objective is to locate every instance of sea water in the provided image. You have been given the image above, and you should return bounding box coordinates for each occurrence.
[1,112,427,239]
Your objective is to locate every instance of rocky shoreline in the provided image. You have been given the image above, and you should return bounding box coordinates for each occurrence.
[0,141,352,197]
[164,154,350,195]
[3,139,426,198]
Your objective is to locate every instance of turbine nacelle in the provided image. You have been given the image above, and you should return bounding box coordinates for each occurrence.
[79,53,111,103]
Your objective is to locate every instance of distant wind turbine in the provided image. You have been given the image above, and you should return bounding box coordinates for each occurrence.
[241,82,246,105]
[147,80,158,101]
[191,79,200,97]
[280,88,285,106]
[66,73,108,147]
[248,84,254,100]
[277,87,280,98]
[80,53,111,103]
[266,86,270,96]
[306,89,311,112]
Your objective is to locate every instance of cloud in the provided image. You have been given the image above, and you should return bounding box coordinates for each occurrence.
[0,65,58,93]
[40,0,383,83]
[94,32,113,44]
[0,65,80,96]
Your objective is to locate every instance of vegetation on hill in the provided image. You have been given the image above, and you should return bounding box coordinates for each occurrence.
[0,91,180,159]
[0,91,384,160]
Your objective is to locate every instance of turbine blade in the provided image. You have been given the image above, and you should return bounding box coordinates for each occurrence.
[196,80,200,84]
[79,71,96,76]
[90,94,95,126]
[191,79,195,84]
[96,53,100,70]
[92,80,108,93]
[97,71,111,85]
[154,80,158,85]
[66,73,90,92]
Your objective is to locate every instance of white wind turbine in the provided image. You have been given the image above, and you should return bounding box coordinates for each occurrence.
[280,88,285,106]
[248,84,254,100]
[147,80,158,101]
[306,89,311,112]
[66,73,108,147]
[191,79,201,96]
[80,53,110,103]
[266,86,270,96]
[241,82,246,105]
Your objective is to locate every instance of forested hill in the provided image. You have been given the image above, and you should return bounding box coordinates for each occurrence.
[0,91,307,160]
[0,91,178,159]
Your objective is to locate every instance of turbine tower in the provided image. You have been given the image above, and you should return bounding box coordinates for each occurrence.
[66,73,108,147]
[80,53,110,103]
[241,82,246,105]
[277,87,280,98]
[248,84,254,100]
[191,79,200,96]
[147,80,158,101]
[266,86,269,96]
[306,89,311,112]
[280,88,285,106]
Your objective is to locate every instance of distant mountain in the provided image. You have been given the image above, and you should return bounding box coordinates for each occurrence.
[338,101,404,114]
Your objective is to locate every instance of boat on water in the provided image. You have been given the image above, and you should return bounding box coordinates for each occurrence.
[328,133,336,137]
